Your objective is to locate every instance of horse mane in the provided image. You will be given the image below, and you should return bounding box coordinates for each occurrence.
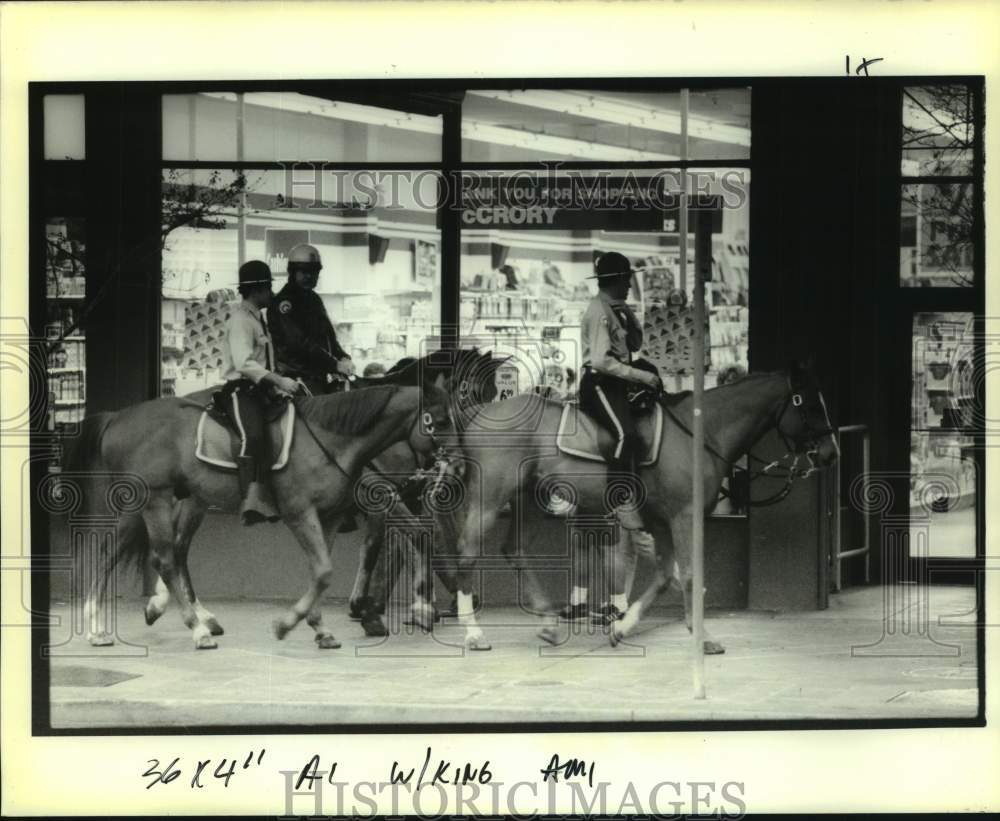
[378,347,487,387]
[297,385,401,435]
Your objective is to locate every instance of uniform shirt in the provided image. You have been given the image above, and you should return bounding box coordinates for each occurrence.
[269,281,350,380]
[581,290,653,386]
[221,299,275,384]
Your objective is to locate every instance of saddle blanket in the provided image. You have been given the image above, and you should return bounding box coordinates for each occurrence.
[195,403,296,471]
[555,400,663,467]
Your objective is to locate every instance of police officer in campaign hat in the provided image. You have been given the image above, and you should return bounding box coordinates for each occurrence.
[220,260,303,525]
[269,243,356,395]
[579,251,662,532]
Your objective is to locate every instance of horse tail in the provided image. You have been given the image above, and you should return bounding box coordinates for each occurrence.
[60,411,153,576]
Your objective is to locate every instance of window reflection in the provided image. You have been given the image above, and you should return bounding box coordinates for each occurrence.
[162,92,442,163]
[900,183,974,287]
[160,169,440,396]
[458,169,749,397]
[911,312,975,430]
[910,431,977,558]
[461,88,750,162]
[910,312,976,559]
[901,85,973,176]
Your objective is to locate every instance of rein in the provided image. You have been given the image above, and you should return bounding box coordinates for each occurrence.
[292,397,354,481]
[294,397,450,504]
[659,379,830,508]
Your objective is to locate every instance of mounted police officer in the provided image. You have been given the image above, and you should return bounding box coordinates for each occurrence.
[580,251,662,531]
[269,243,356,395]
[221,260,303,526]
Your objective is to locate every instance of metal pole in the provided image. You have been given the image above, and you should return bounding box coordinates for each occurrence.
[236,93,246,267]
[680,88,706,699]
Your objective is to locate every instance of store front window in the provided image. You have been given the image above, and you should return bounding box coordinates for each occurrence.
[909,312,976,558]
[457,168,749,398]
[160,167,440,395]
[900,85,976,287]
[461,88,750,162]
[160,92,443,397]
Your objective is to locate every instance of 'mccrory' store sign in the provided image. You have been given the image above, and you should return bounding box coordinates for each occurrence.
[459,173,723,231]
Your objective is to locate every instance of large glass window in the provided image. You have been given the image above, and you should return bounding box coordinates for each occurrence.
[909,312,976,558]
[45,217,87,462]
[900,85,977,287]
[457,168,749,398]
[160,168,441,395]
[163,93,442,163]
[461,88,750,162]
[160,91,443,397]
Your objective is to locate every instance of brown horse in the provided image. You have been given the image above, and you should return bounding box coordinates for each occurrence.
[62,382,452,649]
[443,363,839,651]
[137,350,504,639]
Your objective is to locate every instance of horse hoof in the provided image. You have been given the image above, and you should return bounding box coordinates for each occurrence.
[272,618,292,640]
[609,627,623,648]
[195,635,218,650]
[348,597,371,621]
[404,607,435,633]
[704,640,726,655]
[205,619,225,637]
[88,633,114,647]
[143,606,162,626]
[464,635,492,651]
[362,617,388,638]
[537,626,560,646]
[315,634,342,650]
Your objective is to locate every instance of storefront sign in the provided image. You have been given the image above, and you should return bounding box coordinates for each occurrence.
[460,174,721,232]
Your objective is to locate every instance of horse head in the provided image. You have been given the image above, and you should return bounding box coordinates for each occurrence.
[409,381,453,459]
[778,359,840,471]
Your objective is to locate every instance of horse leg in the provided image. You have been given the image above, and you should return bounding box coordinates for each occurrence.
[454,474,508,651]
[669,508,725,655]
[144,576,170,626]
[172,499,223,636]
[83,512,139,646]
[144,498,215,631]
[143,493,216,650]
[348,513,381,620]
[273,508,340,648]
[610,521,672,646]
[497,492,559,645]
[304,512,346,649]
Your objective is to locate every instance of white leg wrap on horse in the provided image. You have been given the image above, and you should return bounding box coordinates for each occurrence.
[457,591,476,624]
[619,603,640,637]
[148,577,170,614]
[194,599,216,622]
[83,597,100,635]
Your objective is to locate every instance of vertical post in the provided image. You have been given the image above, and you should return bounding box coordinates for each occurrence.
[236,93,246,267]
[680,88,706,699]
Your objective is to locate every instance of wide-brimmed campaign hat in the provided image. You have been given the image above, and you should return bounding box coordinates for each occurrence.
[237,260,274,286]
[587,251,635,279]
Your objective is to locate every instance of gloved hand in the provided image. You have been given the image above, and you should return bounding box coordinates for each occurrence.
[271,375,304,397]
[336,357,356,377]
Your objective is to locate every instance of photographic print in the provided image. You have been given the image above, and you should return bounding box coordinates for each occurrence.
[2,1,997,817]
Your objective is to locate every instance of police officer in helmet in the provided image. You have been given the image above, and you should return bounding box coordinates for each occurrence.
[269,243,356,395]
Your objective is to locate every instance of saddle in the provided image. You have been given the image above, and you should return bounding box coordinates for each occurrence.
[555,399,663,467]
[195,397,296,472]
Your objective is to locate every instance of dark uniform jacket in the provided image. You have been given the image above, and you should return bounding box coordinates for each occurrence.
[269,282,350,387]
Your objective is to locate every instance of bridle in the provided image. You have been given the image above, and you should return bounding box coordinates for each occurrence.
[741,375,836,506]
[662,374,835,508]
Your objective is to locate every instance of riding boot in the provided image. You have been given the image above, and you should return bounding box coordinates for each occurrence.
[237,456,277,526]
[611,460,645,531]
[254,458,281,524]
